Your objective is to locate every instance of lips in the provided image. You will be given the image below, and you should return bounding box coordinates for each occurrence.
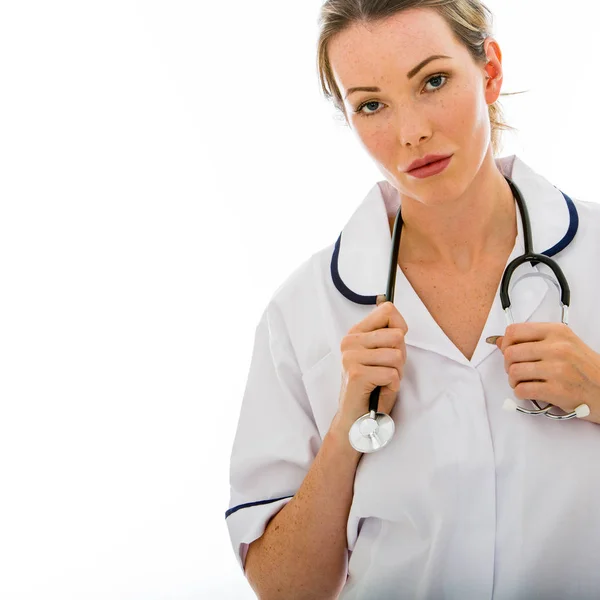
[407,154,453,172]
[406,155,453,179]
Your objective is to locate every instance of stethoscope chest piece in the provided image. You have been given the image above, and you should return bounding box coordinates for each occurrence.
[339,175,583,452]
[349,410,395,453]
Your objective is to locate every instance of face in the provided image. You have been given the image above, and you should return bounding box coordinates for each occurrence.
[327,8,503,206]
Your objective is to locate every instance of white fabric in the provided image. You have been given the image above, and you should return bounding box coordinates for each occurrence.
[226,155,600,599]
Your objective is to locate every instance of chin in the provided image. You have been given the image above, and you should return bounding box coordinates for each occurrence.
[409,177,467,206]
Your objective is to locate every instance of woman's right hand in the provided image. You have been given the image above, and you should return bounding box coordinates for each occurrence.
[330,301,409,440]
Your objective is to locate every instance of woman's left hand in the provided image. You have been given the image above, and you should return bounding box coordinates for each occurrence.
[493,322,600,424]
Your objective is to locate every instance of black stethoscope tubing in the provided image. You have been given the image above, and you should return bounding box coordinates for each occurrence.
[368,174,571,417]
[501,177,570,308]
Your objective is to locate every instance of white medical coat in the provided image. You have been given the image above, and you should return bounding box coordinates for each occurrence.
[226,155,600,599]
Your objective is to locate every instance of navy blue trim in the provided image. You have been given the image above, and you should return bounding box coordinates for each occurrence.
[330,188,579,306]
[542,190,579,257]
[225,494,294,519]
[331,232,378,305]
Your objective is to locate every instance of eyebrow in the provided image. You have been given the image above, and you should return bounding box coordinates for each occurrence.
[344,54,452,99]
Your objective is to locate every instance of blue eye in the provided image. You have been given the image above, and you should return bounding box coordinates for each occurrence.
[425,74,447,92]
[355,73,449,118]
[359,101,383,116]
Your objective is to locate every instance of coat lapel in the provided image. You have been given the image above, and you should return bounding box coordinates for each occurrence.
[334,155,575,367]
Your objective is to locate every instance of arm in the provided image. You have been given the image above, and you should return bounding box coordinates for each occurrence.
[245,422,361,600]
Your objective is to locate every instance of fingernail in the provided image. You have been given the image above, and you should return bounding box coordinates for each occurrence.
[486,336,501,345]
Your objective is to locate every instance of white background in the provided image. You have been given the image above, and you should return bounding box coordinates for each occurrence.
[0,1,596,598]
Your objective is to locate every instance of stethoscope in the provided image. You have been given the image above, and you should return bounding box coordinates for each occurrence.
[347,175,590,454]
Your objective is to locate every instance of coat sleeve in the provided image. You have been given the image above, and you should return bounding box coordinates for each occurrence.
[225,300,322,573]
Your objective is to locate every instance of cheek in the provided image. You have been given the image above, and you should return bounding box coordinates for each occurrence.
[355,122,396,161]
[445,85,489,134]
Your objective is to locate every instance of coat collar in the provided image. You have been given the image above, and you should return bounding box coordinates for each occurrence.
[332,155,579,368]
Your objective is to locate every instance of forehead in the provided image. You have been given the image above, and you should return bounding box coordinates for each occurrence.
[328,8,466,91]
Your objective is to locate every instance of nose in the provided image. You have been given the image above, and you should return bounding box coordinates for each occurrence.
[396,105,433,147]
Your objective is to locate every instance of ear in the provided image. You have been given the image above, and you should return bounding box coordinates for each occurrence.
[482,37,503,104]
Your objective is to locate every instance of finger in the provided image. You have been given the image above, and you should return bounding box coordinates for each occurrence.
[507,360,549,390]
[351,301,408,335]
[501,322,553,352]
[512,379,585,415]
[513,380,547,402]
[345,328,407,350]
[502,340,546,373]
[348,347,405,370]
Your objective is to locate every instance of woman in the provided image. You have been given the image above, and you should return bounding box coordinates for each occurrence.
[226,1,600,598]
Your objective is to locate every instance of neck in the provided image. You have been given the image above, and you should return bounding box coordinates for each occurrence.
[391,154,517,272]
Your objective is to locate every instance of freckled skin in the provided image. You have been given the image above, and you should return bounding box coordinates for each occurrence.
[326,8,521,360]
[327,7,516,271]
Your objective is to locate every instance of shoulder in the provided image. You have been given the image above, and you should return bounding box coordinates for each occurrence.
[567,196,600,250]
[572,196,600,220]
[553,195,600,303]
[265,238,338,322]
[259,240,339,374]
[268,242,335,310]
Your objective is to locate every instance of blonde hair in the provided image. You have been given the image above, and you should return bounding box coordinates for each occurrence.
[317,0,524,156]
